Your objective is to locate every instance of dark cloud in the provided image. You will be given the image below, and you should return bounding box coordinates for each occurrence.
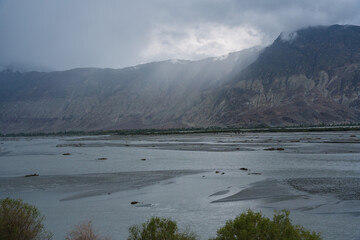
[0,0,359,71]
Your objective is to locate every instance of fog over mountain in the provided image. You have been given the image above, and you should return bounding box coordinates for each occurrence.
[1,0,360,70]
[0,47,261,133]
[1,25,360,134]
[183,25,360,127]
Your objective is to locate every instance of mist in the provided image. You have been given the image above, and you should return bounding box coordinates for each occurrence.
[0,0,360,71]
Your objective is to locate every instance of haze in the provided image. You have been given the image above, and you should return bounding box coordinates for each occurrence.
[0,0,360,71]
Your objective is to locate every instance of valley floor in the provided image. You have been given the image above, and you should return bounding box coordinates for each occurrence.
[0,131,359,239]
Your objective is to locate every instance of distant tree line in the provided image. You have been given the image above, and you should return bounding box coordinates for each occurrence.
[1,123,360,137]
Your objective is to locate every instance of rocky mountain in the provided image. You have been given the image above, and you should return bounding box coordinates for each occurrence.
[183,25,360,127]
[0,47,261,134]
[1,24,360,134]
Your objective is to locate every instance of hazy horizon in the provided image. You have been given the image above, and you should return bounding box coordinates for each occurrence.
[1,0,360,71]
[0,45,263,72]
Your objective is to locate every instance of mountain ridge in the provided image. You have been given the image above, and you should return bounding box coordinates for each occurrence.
[182,24,360,127]
[1,25,360,134]
[0,47,261,133]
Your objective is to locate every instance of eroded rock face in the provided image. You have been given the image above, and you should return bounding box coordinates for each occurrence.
[0,48,261,134]
[1,25,360,133]
[183,25,360,127]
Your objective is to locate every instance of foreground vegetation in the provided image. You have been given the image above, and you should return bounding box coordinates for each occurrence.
[65,221,109,240]
[128,217,197,240]
[0,197,322,240]
[210,210,322,240]
[0,198,52,240]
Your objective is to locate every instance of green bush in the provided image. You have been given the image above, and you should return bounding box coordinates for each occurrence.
[211,210,322,240]
[0,197,52,240]
[127,217,197,240]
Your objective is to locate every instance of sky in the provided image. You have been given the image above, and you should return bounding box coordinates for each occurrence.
[0,0,360,71]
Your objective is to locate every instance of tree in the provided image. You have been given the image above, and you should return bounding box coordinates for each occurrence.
[211,210,322,240]
[128,217,197,240]
[66,221,110,240]
[0,197,52,240]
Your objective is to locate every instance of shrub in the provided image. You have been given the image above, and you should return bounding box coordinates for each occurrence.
[211,209,322,240]
[66,221,110,240]
[128,217,197,240]
[0,197,52,240]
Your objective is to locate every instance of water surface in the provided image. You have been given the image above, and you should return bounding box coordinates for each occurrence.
[0,132,359,239]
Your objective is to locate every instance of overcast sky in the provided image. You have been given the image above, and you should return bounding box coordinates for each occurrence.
[0,0,360,71]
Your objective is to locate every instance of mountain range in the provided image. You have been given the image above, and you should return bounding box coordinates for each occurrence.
[1,24,360,134]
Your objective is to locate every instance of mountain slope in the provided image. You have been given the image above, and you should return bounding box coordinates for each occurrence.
[183,25,360,127]
[1,25,360,134]
[0,47,261,134]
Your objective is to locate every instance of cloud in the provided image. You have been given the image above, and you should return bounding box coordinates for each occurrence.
[0,0,156,70]
[0,0,359,70]
[141,23,263,62]
[280,32,298,42]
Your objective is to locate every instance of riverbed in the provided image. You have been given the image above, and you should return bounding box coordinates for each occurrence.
[0,131,359,239]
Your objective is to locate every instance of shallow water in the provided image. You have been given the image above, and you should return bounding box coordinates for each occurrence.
[0,132,360,239]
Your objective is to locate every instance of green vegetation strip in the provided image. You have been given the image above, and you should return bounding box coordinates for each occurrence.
[1,124,360,137]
